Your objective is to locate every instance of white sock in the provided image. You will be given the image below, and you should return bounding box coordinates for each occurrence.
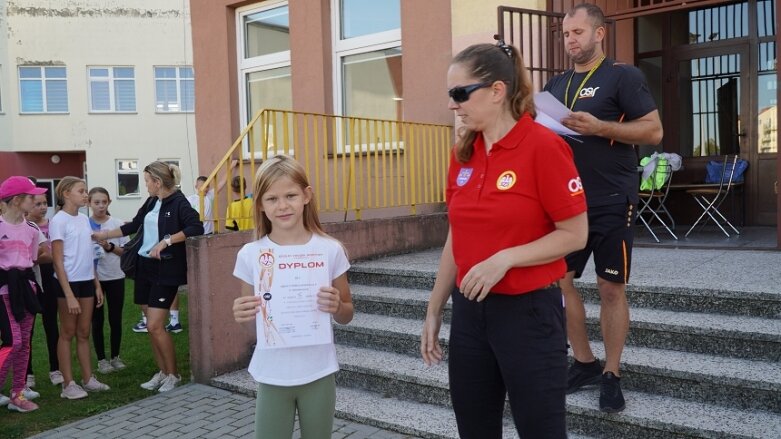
[142,314,147,324]
[169,310,179,325]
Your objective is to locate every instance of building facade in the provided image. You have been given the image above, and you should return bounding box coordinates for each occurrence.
[0,0,198,220]
[190,0,779,243]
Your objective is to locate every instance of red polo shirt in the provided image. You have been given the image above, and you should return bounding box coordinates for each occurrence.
[446,113,587,295]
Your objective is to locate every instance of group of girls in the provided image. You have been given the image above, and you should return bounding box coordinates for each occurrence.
[0,176,128,412]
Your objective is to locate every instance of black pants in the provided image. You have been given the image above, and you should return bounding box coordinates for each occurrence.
[92,279,125,360]
[37,263,59,372]
[448,286,568,439]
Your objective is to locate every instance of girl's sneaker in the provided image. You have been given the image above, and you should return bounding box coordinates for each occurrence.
[7,393,38,413]
[60,381,88,400]
[0,394,9,406]
[22,387,40,400]
[49,370,64,385]
[110,356,127,370]
[140,371,166,390]
[97,359,115,374]
[82,376,111,392]
[157,374,181,392]
[132,319,148,333]
[26,374,36,388]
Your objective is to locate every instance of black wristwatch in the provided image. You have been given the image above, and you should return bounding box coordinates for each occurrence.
[107,243,116,252]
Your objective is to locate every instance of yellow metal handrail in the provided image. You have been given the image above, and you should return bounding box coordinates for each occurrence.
[198,109,453,233]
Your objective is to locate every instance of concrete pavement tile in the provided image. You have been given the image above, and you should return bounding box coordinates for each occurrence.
[146,422,185,437]
[123,425,159,439]
[178,419,211,433]
[231,414,256,428]
[232,423,256,437]
[203,425,241,438]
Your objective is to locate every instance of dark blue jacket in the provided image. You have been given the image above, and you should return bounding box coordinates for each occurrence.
[120,191,204,286]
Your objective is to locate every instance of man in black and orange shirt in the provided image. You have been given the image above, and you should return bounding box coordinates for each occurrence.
[543,4,663,413]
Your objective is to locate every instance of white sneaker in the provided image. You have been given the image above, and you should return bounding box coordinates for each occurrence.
[26,374,36,388]
[22,387,40,400]
[82,376,110,392]
[0,394,9,406]
[60,381,88,400]
[110,356,127,370]
[97,359,115,374]
[140,371,166,390]
[49,370,64,385]
[157,374,181,393]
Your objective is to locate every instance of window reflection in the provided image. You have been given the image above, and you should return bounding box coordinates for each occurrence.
[757,0,776,38]
[342,48,402,120]
[340,0,400,39]
[758,42,777,154]
[244,6,290,58]
[680,2,748,44]
[679,55,741,157]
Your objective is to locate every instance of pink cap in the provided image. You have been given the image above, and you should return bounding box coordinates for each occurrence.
[0,176,48,199]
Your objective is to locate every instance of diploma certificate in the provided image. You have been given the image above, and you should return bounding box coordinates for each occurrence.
[255,246,332,349]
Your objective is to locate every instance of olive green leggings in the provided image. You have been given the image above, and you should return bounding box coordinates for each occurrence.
[255,373,336,439]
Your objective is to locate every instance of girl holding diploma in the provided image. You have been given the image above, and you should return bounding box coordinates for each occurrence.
[232,155,353,439]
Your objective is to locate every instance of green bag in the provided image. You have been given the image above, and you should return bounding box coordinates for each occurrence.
[640,156,669,191]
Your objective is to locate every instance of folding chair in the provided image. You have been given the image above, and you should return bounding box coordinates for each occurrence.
[685,155,741,237]
[637,162,677,242]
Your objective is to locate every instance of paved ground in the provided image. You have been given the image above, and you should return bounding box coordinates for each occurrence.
[29,383,415,439]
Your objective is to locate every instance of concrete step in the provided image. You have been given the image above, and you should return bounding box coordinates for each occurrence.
[348,287,781,362]
[333,345,781,438]
[351,284,452,323]
[348,263,781,319]
[579,284,781,319]
[566,389,781,439]
[210,369,595,439]
[583,303,781,362]
[336,313,781,413]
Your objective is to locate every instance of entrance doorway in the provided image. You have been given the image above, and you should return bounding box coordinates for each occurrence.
[636,0,777,226]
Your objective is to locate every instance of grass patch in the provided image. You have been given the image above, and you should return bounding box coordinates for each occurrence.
[1,280,190,438]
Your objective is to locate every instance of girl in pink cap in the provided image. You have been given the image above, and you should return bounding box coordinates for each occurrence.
[0,176,47,413]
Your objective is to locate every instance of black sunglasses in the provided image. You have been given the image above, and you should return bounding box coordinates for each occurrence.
[448,82,491,103]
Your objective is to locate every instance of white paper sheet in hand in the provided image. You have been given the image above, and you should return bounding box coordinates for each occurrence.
[534,91,579,136]
[255,247,333,350]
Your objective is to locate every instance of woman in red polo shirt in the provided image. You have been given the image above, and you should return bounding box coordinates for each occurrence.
[420,40,588,438]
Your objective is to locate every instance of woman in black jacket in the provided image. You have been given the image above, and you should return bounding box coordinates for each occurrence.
[96,161,203,392]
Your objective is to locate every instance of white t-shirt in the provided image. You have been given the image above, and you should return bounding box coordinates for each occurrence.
[93,216,129,281]
[233,233,350,386]
[186,193,214,234]
[49,211,95,282]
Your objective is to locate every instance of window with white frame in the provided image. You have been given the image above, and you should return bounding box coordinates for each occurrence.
[154,67,194,112]
[333,0,401,152]
[89,67,136,112]
[116,159,140,197]
[238,1,292,156]
[18,66,69,113]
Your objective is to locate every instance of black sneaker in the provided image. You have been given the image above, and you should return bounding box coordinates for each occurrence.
[599,372,626,413]
[567,359,602,394]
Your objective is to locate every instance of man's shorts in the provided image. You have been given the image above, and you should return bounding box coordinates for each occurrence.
[54,279,96,299]
[566,203,635,284]
[134,257,180,309]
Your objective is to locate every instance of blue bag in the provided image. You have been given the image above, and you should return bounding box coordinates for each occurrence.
[705,158,748,184]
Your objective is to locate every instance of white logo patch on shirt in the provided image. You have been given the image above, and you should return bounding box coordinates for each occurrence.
[456,168,473,186]
[579,86,600,98]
